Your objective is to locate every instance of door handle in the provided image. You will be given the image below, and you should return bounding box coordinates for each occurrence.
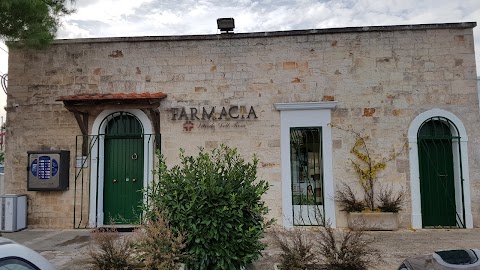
[126,178,129,182]
[132,178,136,182]
[132,153,138,160]
[113,179,117,183]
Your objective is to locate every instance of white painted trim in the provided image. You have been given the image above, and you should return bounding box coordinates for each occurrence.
[88,109,154,227]
[278,106,336,228]
[408,109,472,228]
[274,102,338,111]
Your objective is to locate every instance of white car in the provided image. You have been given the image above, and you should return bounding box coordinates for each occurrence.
[0,237,57,270]
[398,248,480,270]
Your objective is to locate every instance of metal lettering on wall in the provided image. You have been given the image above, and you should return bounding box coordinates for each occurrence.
[171,106,258,132]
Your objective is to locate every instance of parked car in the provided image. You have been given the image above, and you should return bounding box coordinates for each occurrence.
[399,248,480,270]
[0,237,56,270]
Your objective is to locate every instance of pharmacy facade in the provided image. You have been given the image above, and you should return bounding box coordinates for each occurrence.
[5,22,479,229]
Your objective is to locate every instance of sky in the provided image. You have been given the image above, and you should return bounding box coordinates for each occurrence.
[1,0,480,121]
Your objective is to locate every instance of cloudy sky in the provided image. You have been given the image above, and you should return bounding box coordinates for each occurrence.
[0,0,479,120]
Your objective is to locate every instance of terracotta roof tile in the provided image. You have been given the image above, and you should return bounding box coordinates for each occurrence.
[56,92,167,101]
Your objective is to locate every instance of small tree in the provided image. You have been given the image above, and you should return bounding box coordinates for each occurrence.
[0,0,75,48]
[145,145,273,270]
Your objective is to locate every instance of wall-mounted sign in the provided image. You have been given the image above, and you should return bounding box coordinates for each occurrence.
[171,106,258,121]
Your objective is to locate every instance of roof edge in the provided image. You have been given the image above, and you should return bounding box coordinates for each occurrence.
[52,22,477,45]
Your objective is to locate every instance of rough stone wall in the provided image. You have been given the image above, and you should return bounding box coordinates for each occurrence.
[5,25,478,228]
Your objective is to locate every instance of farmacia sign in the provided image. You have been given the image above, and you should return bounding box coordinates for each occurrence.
[171,106,258,121]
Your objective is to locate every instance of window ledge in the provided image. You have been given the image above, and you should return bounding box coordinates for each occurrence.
[274,101,338,111]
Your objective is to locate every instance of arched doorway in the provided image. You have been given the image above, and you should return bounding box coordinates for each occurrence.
[418,118,458,227]
[88,109,155,227]
[103,112,144,224]
[408,109,473,229]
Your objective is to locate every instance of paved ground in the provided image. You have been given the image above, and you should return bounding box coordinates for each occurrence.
[3,228,480,269]
[3,229,93,270]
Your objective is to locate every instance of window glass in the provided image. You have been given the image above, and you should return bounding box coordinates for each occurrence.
[290,127,323,206]
[0,257,40,270]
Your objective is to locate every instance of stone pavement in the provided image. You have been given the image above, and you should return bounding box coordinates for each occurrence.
[3,228,480,269]
[2,229,93,270]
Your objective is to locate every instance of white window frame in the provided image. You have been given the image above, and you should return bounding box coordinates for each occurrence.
[275,102,337,228]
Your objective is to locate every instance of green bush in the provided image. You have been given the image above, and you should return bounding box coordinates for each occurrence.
[145,145,272,270]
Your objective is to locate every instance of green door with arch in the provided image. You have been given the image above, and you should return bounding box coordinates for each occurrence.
[104,113,144,224]
[418,119,456,227]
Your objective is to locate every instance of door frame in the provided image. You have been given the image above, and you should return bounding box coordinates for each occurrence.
[275,101,337,228]
[408,109,473,228]
[88,109,154,227]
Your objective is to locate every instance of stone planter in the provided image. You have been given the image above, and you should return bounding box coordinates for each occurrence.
[347,212,399,231]
[274,263,328,270]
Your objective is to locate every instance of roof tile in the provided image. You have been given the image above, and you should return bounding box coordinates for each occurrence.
[56,92,167,101]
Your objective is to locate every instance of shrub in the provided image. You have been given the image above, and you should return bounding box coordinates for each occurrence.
[270,228,318,270]
[132,209,186,270]
[145,145,273,270]
[335,183,365,212]
[88,227,135,270]
[377,185,405,213]
[316,226,381,270]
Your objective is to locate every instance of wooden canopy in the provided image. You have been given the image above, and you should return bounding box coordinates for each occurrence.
[56,92,167,137]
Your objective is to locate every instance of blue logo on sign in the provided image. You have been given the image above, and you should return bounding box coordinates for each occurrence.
[31,159,38,177]
[52,159,59,176]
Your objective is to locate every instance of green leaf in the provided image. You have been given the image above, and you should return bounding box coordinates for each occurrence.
[143,145,271,269]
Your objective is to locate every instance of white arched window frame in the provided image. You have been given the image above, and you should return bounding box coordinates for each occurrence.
[408,109,472,228]
[88,109,154,227]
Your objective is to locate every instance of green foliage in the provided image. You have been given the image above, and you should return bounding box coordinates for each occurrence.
[0,0,75,49]
[145,145,273,270]
[132,209,186,270]
[292,194,317,205]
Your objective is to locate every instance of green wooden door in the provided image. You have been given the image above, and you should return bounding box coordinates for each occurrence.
[418,120,456,227]
[104,113,144,224]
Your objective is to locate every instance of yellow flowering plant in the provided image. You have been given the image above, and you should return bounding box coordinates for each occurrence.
[331,124,408,212]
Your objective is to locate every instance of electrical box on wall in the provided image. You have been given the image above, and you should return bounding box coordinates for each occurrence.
[27,150,70,191]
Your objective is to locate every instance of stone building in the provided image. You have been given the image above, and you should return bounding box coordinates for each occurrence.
[4,22,478,229]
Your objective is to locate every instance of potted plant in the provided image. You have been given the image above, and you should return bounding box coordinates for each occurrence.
[332,124,407,230]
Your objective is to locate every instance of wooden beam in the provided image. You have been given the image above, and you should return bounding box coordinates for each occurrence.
[147,108,161,150]
[72,111,88,135]
[72,111,89,155]
[147,108,160,134]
